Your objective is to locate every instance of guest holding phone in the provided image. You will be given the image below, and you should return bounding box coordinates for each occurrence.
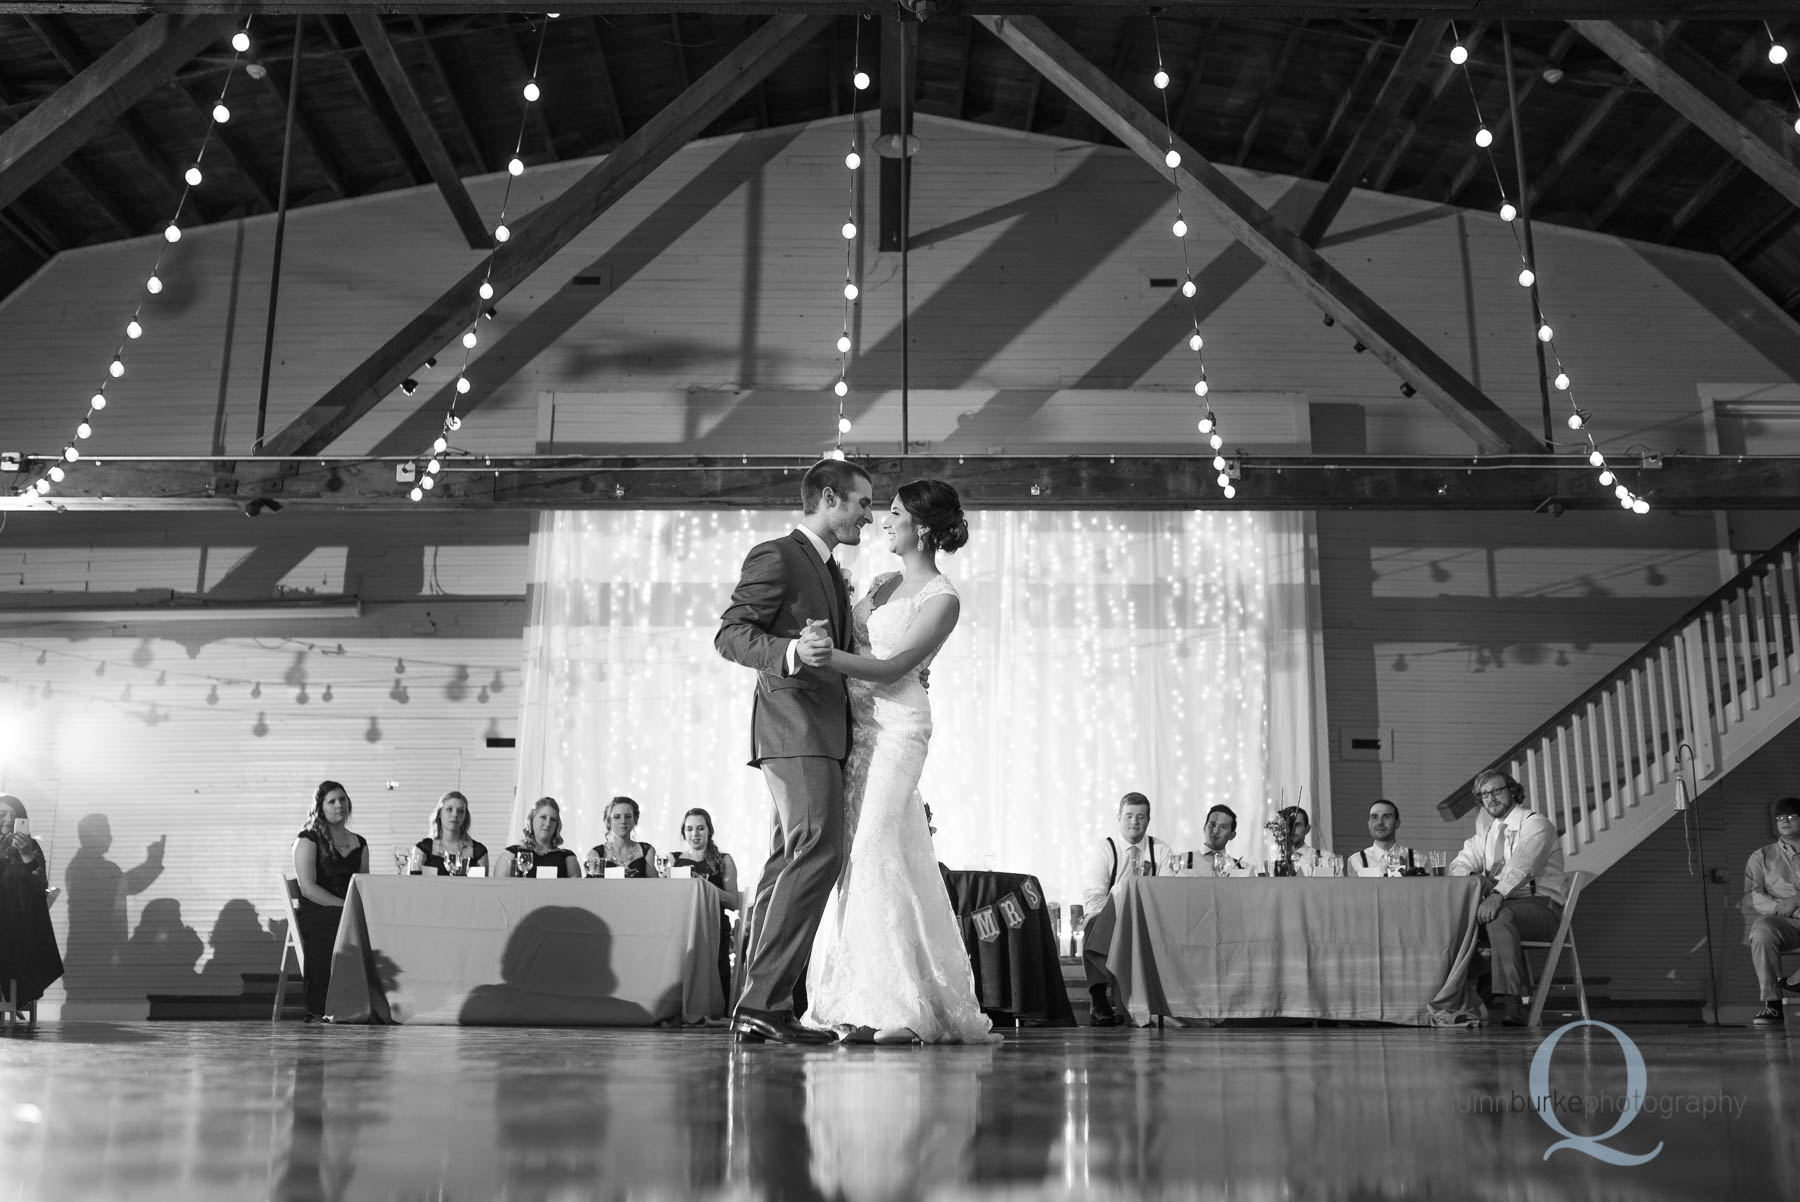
[410,790,489,876]
[0,795,63,1023]
[290,780,369,1021]
[501,797,581,878]
[672,807,741,998]
[584,796,659,878]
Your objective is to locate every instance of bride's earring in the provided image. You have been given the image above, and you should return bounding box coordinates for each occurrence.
[916,529,928,552]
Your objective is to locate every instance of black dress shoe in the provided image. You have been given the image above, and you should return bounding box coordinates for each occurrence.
[731,1007,834,1045]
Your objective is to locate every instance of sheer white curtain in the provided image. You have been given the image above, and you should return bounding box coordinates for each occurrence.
[513,509,1326,905]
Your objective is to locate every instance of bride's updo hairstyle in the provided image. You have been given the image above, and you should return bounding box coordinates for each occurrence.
[898,479,969,554]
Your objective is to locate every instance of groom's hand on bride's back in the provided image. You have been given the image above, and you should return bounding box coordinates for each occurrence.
[918,667,929,691]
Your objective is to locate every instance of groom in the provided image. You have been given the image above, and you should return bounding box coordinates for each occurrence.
[716,457,873,1044]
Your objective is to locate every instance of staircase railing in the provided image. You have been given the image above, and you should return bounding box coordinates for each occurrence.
[1436,524,1800,867]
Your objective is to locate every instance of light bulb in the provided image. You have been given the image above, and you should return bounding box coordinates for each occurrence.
[1198,415,1214,434]
[1537,323,1554,342]
[827,447,846,461]
[48,465,64,482]
[1772,45,1790,65]
[462,330,477,349]
[146,274,162,295]
[1181,279,1197,298]
[523,81,541,102]
[1598,469,1615,486]
[421,475,436,490]
[1554,372,1571,390]
[1154,69,1170,90]
[1194,380,1209,397]
[1475,127,1493,148]
[834,379,848,397]
[1212,455,1227,470]
[427,458,441,474]
[63,446,78,463]
[845,150,861,170]
[1209,433,1223,450]
[108,359,124,378]
[1614,483,1631,500]
[1633,498,1650,514]
[1165,149,1181,169]
[91,393,107,410]
[1223,483,1236,499]
[836,333,851,353]
[1450,44,1469,65]
[456,377,471,394]
[232,30,250,53]
[1567,412,1584,430]
[1518,268,1535,287]
[446,415,462,431]
[838,416,852,434]
[841,221,857,240]
[1172,218,1188,237]
[844,282,859,300]
[410,487,423,502]
[34,479,49,495]
[185,166,203,187]
[1217,472,1231,488]
[1794,116,1800,136]
[1588,449,1605,467]
[164,224,181,243]
[479,281,495,301]
[126,320,143,339]
[76,422,91,439]
[1620,494,1634,509]
[853,71,870,91]
[1189,333,1204,352]
[508,157,524,177]
[1499,201,1518,222]
[433,436,448,454]
[213,103,231,124]
[494,224,510,243]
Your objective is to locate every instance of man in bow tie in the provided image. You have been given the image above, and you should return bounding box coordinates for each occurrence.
[1449,769,1566,1026]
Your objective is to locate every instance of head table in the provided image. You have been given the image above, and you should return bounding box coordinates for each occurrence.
[323,875,727,1026]
[1104,876,1485,1027]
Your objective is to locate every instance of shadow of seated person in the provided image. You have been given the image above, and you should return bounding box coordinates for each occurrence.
[459,906,653,1027]
[121,897,204,999]
[198,898,285,996]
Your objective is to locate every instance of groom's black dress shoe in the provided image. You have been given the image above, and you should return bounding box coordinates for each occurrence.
[731,1007,834,1045]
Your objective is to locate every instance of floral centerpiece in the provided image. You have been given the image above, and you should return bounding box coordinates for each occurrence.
[1263,816,1298,877]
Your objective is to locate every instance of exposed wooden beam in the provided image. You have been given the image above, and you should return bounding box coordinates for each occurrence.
[1725,204,1800,265]
[0,64,108,248]
[8,454,1793,513]
[1299,27,1386,180]
[1573,19,1800,213]
[1440,26,1579,206]
[1369,20,1483,192]
[317,14,427,186]
[670,14,690,91]
[580,16,627,148]
[408,14,484,170]
[1168,18,1221,141]
[1300,17,1446,245]
[257,14,827,459]
[0,13,231,211]
[170,76,279,209]
[349,12,492,250]
[0,4,1770,19]
[1234,20,1306,167]
[980,13,1544,455]
[950,19,976,122]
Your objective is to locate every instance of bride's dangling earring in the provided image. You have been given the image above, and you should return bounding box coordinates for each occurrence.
[916,529,928,553]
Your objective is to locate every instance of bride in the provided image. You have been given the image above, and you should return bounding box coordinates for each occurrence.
[796,479,997,1045]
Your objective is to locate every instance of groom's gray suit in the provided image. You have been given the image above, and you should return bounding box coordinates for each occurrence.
[716,529,852,1016]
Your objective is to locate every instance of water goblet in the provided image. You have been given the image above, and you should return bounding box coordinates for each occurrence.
[391,846,411,876]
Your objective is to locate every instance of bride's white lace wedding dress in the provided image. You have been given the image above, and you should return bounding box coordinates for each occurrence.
[804,572,997,1044]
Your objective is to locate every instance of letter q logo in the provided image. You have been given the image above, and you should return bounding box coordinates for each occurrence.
[1529,1020,1663,1166]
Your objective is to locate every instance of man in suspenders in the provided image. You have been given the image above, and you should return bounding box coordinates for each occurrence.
[1079,792,1160,1027]
[1348,799,1418,877]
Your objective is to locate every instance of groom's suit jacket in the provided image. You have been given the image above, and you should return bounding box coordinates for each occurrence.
[716,529,853,766]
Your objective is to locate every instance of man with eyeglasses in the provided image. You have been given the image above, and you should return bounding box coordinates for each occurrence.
[1448,769,1566,1026]
[1744,796,1800,1028]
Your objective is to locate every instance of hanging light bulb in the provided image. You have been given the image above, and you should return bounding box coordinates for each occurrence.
[410,486,424,502]
[479,281,495,301]
[1154,68,1170,90]
[91,392,107,410]
[508,157,524,176]
[462,329,478,349]
[1588,449,1605,468]
[232,30,251,53]
[421,474,437,490]
[164,224,181,243]
[1567,408,1587,430]
[1537,322,1554,342]
[1598,469,1615,486]
[1633,498,1650,514]
[146,274,163,295]
[34,478,49,495]
[523,81,541,102]
[853,71,871,91]
[63,446,78,463]
[1194,380,1209,397]
[1222,483,1237,499]
[1198,413,1215,434]
[838,415,853,434]
[446,415,462,431]
[1212,454,1227,471]
[1518,267,1535,288]
[1164,149,1181,169]
[76,422,91,439]
[1217,472,1231,488]
[841,220,857,240]
[844,281,859,300]
[108,359,124,378]
[126,320,143,340]
[427,458,441,474]
[494,224,510,243]
[1172,217,1188,238]
[836,332,852,353]
[1450,43,1469,65]
[834,379,848,397]
[845,150,861,170]
[456,377,471,394]
[185,166,203,187]
[213,103,231,124]
[48,465,64,482]
[1619,493,1635,509]
[1189,332,1203,352]
[1209,433,1224,451]
[827,447,847,461]
[1554,371,1571,391]
[433,436,448,454]
[1794,116,1800,136]
[1772,44,1790,65]
[1474,127,1493,148]
[1181,278,1197,298]
[1499,201,1518,222]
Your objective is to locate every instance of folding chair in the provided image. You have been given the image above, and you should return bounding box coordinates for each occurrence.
[0,978,19,1030]
[1524,870,1590,1027]
[272,877,306,1021]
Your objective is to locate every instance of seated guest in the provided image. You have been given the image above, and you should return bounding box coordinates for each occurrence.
[290,780,369,1021]
[1080,792,1162,1027]
[584,796,659,878]
[410,790,490,876]
[1348,799,1418,877]
[1278,805,1328,876]
[671,807,741,999]
[1744,796,1800,1028]
[1190,804,1250,877]
[501,797,581,878]
[1449,769,1566,1026]
[0,795,63,1022]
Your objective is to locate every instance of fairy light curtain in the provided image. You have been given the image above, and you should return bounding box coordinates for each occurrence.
[512,507,1325,905]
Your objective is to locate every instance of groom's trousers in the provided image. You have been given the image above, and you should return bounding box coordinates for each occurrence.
[737,755,845,1015]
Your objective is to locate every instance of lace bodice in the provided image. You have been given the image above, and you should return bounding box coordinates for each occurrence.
[850,572,957,703]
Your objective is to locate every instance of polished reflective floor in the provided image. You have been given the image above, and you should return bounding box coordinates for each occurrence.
[0,1021,1793,1200]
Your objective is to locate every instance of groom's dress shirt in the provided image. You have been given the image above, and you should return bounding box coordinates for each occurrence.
[783,525,839,677]
[1189,848,1249,877]
[1448,805,1566,906]
[1349,844,1416,877]
[1080,835,1159,917]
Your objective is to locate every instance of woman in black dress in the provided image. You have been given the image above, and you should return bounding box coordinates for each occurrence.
[670,806,741,999]
[290,780,369,1020]
[0,795,63,1024]
[410,790,489,876]
[500,797,581,878]
[584,796,658,878]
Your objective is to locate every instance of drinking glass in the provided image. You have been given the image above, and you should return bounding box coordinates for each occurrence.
[445,850,465,877]
[391,846,411,875]
[515,848,534,877]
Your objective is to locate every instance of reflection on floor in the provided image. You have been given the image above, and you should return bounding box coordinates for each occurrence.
[0,1022,1792,1200]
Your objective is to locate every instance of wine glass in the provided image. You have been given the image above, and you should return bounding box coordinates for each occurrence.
[445,849,466,877]
[514,847,534,878]
[391,846,411,876]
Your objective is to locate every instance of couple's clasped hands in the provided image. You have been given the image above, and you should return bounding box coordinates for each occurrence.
[796,618,835,669]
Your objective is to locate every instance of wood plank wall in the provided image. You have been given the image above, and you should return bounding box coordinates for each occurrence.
[3,116,1797,1011]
